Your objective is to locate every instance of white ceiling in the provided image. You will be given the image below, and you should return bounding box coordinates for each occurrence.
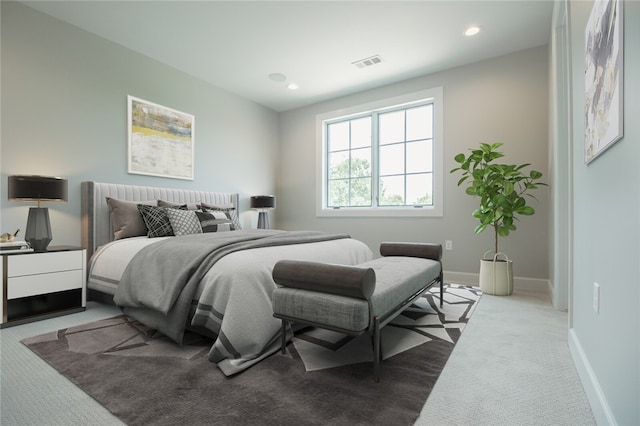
[21,1,554,112]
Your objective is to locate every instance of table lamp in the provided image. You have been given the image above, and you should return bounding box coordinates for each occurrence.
[250,195,275,229]
[8,175,68,251]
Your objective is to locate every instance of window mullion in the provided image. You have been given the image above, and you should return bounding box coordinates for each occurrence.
[403,110,408,205]
[371,112,380,207]
[348,121,352,206]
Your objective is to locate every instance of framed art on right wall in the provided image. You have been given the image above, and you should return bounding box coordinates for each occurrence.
[584,0,623,164]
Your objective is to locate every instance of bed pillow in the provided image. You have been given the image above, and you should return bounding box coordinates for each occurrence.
[158,200,200,211]
[166,208,203,236]
[137,205,175,238]
[106,197,158,240]
[198,203,242,230]
[195,211,234,233]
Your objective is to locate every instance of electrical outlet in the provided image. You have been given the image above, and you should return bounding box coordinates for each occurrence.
[593,282,600,314]
[445,240,453,251]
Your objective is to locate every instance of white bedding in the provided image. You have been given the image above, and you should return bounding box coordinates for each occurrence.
[87,232,374,375]
[88,235,373,299]
[88,236,169,295]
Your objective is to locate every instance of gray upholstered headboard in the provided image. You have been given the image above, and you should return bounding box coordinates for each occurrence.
[81,181,239,261]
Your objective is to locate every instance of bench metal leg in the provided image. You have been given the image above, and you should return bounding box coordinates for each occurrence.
[373,316,381,383]
[439,270,444,308]
[281,319,287,354]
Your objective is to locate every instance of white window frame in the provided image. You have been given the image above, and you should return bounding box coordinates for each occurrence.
[316,87,444,217]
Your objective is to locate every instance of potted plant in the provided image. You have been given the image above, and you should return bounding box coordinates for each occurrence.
[450,142,546,295]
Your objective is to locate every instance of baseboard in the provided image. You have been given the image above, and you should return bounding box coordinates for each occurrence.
[443,271,478,286]
[443,270,549,290]
[568,328,617,425]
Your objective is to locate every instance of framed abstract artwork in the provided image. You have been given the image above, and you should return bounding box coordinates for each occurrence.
[128,96,195,180]
[584,0,623,164]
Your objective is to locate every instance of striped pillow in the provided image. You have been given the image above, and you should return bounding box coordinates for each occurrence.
[198,203,242,230]
[195,211,234,233]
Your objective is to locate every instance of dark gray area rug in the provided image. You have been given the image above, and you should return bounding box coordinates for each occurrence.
[22,284,480,426]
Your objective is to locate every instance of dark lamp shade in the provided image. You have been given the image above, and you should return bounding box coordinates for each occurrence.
[8,175,67,251]
[8,175,68,202]
[250,195,275,209]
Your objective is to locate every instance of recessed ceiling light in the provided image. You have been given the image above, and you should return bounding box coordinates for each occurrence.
[464,26,481,37]
[268,73,287,82]
[287,83,299,90]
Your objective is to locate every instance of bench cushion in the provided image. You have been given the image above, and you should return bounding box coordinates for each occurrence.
[362,257,441,318]
[272,289,370,332]
[272,256,441,333]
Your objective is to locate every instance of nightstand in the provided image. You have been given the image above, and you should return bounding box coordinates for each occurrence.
[1,246,86,328]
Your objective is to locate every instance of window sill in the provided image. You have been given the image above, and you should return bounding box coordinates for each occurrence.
[316,206,443,218]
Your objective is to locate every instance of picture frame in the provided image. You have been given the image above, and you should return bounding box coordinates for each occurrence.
[584,0,623,164]
[128,95,195,180]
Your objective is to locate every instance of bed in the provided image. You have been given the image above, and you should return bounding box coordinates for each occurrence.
[80,181,374,375]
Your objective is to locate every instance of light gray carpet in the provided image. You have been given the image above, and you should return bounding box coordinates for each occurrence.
[0,302,125,425]
[415,285,596,425]
[1,285,595,425]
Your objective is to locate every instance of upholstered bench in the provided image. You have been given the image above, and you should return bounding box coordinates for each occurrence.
[271,242,443,382]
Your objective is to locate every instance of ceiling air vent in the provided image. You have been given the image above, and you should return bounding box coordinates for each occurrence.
[352,55,383,69]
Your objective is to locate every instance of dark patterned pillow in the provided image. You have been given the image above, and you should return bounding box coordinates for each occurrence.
[198,203,242,230]
[195,211,234,233]
[137,205,174,238]
[166,208,202,236]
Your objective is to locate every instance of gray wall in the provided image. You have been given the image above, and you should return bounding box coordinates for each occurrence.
[0,1,279,243]
[1,2,550,284]
[278,46,550,281]
[568,1,639,424]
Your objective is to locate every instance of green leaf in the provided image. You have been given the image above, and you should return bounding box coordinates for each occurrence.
[474,223,488,234]
[504,181,514,195]
[497,227,510,237]
[517,206,535,215]
[530,170,543,179]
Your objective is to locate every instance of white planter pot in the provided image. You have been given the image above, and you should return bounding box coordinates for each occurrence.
[479,252,513,296]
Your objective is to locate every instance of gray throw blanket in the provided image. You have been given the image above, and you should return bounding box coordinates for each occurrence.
[114,230,350,344]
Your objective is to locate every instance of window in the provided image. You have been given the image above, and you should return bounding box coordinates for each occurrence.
[316,87,443,217]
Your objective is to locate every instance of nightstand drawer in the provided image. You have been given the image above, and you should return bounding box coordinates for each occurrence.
[8,251,83,277]
[8,269,84,299]
[2,247,86,328]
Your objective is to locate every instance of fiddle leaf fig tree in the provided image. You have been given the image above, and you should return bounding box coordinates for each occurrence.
[450,142,546,255]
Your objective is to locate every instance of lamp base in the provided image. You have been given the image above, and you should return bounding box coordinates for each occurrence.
[25,207,53,252]
[27,237,52,252]
[257,211,270,229]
